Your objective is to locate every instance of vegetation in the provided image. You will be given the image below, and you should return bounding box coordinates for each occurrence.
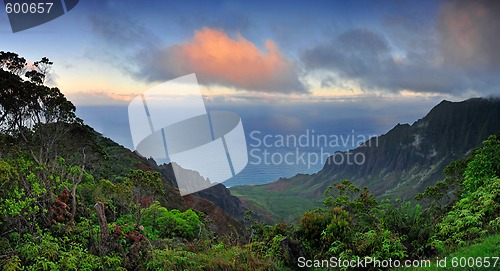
[0,52,498,270]
[0,52,282,270]
[232,98,500,219]
[230,174,323,223]
[396,234,500,271]
[244,134,499,270]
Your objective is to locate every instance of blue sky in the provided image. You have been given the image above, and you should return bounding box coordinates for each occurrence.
[2,0,500,148]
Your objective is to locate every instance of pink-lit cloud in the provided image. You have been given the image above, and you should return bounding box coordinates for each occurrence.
[137,28,307,93]
[438,0,500,72]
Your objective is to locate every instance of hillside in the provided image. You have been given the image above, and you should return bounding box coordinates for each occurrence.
[231,98,500,222]
[93,131,247,236]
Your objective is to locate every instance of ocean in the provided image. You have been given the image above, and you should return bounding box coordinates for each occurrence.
[76,100,429,188]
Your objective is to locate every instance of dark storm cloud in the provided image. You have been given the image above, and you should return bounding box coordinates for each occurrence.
[303,29,391,79]
[302,29,461,93]
[302,1,500,96]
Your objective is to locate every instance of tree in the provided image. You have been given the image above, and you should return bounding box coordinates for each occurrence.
[0,51,80,165]
[25,57,53,85]
[0,51,27,75]
[0,52,99,230]
[125,170,165,224]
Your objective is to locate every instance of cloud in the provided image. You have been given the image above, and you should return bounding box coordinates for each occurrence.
[87,16,161,77]
[89,17,306,93]
[302,29,460,93]
[85,2,500,98]
[302,17,500,97]
[135,28,307,93]
[303,29,391,79]
[438,0,500,72]
[66,90,136,106]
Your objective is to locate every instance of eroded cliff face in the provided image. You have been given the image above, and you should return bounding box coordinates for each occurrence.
[317,98,500,198]
[232,98,500,222]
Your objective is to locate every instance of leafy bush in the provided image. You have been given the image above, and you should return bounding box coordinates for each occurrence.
[433,177,500,249]
[354,228,406,259]
[463,135,500,194]
[378,201,435,258]
[430,135,500,251]
[298,208,333,254]
[141,202,203,240]
[145,245,280,271]
[15,232,106,271]
[297,181,409,264]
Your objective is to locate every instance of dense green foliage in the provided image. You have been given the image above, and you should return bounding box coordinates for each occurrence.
[0,52,282,270]
[243,134,499,270]
[140,202,202,240]
[430,135,500,250]
[397,233,500,271]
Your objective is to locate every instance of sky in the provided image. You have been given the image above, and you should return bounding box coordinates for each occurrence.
[1,0,500,149]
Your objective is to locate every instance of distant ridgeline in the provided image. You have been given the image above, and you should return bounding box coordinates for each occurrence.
[231,98,500,221]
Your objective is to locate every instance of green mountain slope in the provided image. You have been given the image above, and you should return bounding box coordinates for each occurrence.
[231,98,500,222]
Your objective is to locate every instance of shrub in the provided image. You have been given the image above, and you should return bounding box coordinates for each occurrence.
[378,201,435,258]
[463,135,500,194]
[298,208,332,254]
[141,202,203,240]
[353,228,406,260]
[433,177,500,249]
[431,135,500,251]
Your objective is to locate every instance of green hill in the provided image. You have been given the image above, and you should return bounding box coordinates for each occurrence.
[232,98,500,222]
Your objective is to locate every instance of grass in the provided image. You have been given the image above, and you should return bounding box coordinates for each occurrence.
[230,181,322,223]
[394,233,500,270]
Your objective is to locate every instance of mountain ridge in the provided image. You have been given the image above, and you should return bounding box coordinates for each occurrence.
[231,97,500,222]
